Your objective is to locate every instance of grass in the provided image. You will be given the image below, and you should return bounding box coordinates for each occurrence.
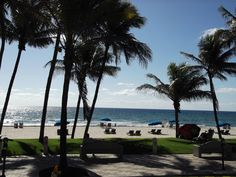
[6,138,236,156]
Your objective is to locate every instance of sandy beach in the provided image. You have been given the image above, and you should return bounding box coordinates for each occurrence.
[1,125,236,139]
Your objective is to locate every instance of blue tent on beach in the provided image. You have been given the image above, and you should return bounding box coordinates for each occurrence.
[148,121,162,126]
[54,120,70,126]
[219,122,231,129]
[100,118,111,121]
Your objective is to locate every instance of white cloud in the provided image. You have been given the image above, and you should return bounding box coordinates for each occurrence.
[12,89,21,92]
[13,92,42,97]
[200,28,222,39]
[110,88,137,96]
[117,82,134,87]
[101,88,109,91]
[216,87,236,93]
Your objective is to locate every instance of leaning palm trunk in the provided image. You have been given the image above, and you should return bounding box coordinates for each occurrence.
[83,45,109,140]
[59,36,74,174]
[0,48,23,134]
[208,75,222,139]
[0,35,5,69]
[71,95,81,139]
[39,32,60,143]
[208,74,225,170]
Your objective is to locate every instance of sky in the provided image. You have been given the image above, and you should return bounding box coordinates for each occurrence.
[0,0,236,111]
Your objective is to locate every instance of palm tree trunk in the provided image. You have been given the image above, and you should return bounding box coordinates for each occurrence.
[59,37,73,175]
[208,74,225,170]
[0,49,23,134]
[0,35,5,69]
[39,32,60,143]
[208,75,222,139]
[71,95,81,139]
[173,102,180,138]
[83,45,109,140]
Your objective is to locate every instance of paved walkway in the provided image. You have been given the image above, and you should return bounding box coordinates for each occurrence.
[1,154,236,177]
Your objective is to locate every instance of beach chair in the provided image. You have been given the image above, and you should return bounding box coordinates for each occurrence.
[193,128,214,143]
[19,122,23,128]
[127,130,134,136]
[104,128,110,134]
[148,129,156,134]
[100,122,105,127]
[107,123,112,127]
[154,129,162,135]
[221,129,230,135]
[135,130,141,136]
[111,128,116,134]
[14,122,18,128]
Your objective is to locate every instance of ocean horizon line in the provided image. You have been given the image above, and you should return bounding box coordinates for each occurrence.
[1,105,236,113]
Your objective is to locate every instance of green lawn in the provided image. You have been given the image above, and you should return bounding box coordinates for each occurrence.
[6,138,236,156]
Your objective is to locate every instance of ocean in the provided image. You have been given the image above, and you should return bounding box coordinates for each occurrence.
[2,106,236,127]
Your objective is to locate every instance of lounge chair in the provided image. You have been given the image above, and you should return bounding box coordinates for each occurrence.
[135,130,141,136]
[127,130,134,136]
[19,122,23,128]
[154,129,162,135]
[193,128,214,143]
[221,129,230,135]
[148,129,156,134]
[111,128,116,134]
[14,122,18,128]
[100,122,105,127]
[104,128,110,134]
[107,123,112,127]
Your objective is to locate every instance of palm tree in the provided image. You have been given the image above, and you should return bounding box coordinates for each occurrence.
[70,43,120,139]
[181,31,236,170]
[52,42,120,139]
[137,63,211,138]
[83,0,152,140]
[0,0,7,69]
[39,32,61,143]
[181,30,236,140]
[54,0,108,173]
[0,0,52,134]
[38,0,63,143]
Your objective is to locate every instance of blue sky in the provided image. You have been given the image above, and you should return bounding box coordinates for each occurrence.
[0,0,236,111]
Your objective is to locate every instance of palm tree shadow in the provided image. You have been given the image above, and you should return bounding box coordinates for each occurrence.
[4,156,100,177]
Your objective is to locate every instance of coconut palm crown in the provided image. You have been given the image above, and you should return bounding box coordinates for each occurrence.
[137,63,211,138]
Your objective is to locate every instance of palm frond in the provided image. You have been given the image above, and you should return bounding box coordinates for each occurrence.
[180,51,203,65]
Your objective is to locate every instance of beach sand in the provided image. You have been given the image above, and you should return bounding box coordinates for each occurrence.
[1,125,236,139]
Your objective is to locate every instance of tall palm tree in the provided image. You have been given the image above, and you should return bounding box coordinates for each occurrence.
[181,31,236,170]
[181,30,236,140]
[70,43,120,139]
[39,0,62,143]
[83,0,152,140]
[52,42,120,139]
[54,0,107,173]
[39,32,61,143]
[137,63,211,138]
[0,0,8,69]
[0,0,52,134]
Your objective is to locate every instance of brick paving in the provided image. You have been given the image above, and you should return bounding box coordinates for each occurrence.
[1,154,236,177]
